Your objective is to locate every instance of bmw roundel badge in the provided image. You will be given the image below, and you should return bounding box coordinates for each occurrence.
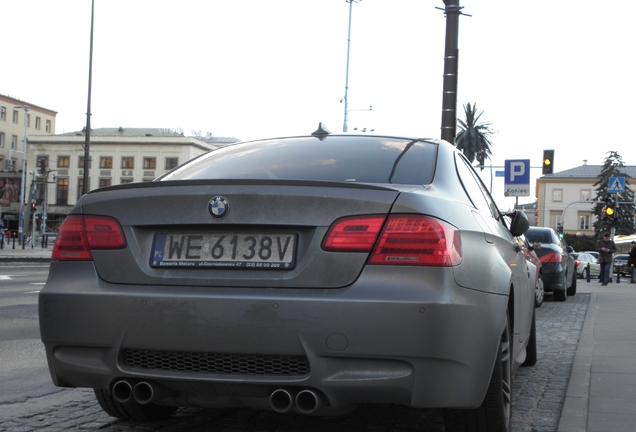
[209,196,229,219]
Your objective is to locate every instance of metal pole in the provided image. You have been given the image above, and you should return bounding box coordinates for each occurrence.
[82,0,95,195]
[14,105,29,246]
[342,0,355,133]
[440,0,461,144]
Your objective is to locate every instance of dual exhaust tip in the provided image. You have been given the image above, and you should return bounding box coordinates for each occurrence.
[112,380,325,414]
[112,380,170,405]
[270,388,324,414]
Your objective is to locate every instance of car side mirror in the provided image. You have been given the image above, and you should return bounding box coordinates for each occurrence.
[568,246,575,253]
[506,210,529,237]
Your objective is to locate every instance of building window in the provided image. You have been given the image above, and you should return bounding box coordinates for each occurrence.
[79,156,92,168]
[165,157,178,170]
[120,178,134,184]
[580,189,591,201]
[143,157,156,169]
[45,119,51,132]
[579,213,591,230]
[12,110,19,124]
[0,132,4,148]
[56,178,69,206]
[0,106,6,120]
[35,117,41,130]
[99,178,112,188]
[100,157,113,168]
[58,156,70,168]
[121,157,134,169]
[11,135,17,150]
[552,188,563,202]
[550,212,563,230]
[26,113,31,127]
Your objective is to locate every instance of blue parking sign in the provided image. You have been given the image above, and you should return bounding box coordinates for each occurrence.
[504,160,530,197]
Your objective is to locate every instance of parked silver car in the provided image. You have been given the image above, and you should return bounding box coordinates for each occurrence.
[575,252,600,279]
[39,126,537,432]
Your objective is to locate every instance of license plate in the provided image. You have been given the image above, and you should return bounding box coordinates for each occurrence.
[151,233,296,269]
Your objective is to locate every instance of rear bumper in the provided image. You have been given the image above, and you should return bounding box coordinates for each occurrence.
[39,262,508,410]
[540,264,565,291]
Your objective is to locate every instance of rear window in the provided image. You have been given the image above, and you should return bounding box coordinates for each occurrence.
[525,228,557,245]
[159,136,437,185]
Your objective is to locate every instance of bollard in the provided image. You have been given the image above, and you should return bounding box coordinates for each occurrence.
[631,265,636,284]
[587,264,591,283]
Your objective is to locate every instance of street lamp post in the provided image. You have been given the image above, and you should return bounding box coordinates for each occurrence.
[13,105,29,246]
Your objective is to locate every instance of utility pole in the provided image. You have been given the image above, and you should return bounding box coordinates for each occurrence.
[82,0,95,195]
[439,0,468,144]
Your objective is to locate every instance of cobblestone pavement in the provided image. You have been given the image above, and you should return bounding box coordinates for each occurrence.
[0,294,589,432]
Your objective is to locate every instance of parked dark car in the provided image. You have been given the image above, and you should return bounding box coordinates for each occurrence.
[39,125,537,432]
[514,233,544,307]
[614,254,631,276]
[525,227,577,301]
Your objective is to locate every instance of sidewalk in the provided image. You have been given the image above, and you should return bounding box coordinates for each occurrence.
[0,239,52,262]
[558,275,636,431]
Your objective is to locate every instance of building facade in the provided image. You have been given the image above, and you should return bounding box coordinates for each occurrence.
[535,163,636,235]
[11,127,236,234]
[0,94,57,232]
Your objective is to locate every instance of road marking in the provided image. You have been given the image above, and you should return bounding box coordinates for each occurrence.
[0,275,16,280]
[26,290,40,294]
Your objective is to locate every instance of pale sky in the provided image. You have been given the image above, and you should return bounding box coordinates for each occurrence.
[3,0,636,208]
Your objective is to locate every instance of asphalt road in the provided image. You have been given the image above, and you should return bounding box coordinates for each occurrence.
[0,264,64,406]
[0,265,590,431]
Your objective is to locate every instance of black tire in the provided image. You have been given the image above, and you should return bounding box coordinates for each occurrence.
[534,274,544,308]
[443,313,512,432]
[94,388,178,422]
[567,271,577,296]
[581,267,588,280]
[522,309,537,366]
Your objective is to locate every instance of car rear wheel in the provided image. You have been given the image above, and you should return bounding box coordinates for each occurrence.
[581,267,588,280]
[94,388,178,421]
[443,312,512,432]
[534,274,544,308]
[567,271,577,296]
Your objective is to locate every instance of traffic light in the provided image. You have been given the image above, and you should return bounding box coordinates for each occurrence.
[38,158,46,174]
[31,201,37,212]
[542,150,554,174]
[602,195,617,225]
[557,223,564,238]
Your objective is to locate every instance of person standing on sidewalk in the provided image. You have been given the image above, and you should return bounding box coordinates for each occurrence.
[596,232,617,286]
[628,240,636,280]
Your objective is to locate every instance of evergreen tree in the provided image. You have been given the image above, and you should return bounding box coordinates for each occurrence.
[456,103,496,170]
[592,151,635,237]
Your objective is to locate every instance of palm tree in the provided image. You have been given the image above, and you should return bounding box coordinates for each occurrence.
[456,103,496,170]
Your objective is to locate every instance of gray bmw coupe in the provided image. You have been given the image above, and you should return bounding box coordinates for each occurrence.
[39,124,537,432]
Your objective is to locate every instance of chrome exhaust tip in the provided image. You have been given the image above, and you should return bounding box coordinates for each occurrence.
[270,389,294,413]
[112,380,133,403]
[295,389,322,414]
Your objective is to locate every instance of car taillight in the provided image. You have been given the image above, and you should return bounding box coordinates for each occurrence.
[52,215,127,261]
[368,215,462,266]
[322,215,386,252]
[538,251,562,264]
[575,259,581,267]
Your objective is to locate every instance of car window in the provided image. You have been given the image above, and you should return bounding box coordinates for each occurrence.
[159,136,438,185]
[455,154,501,220]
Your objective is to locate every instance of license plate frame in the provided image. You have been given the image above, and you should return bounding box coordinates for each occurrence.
[150,232,297,269]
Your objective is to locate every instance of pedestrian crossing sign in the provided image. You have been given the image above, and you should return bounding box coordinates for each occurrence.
[608,177,625,193]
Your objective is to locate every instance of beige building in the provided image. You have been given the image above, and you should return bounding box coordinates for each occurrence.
[0,94,57,172]
[24,127,237,231]
[535,163,636,235]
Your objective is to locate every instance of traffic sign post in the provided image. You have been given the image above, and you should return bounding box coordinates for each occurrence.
[504,160,530,197]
